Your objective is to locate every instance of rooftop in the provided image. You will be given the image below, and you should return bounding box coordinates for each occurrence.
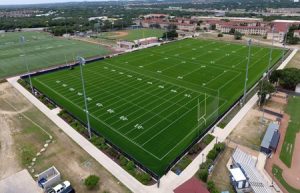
[230,168,247,182]
[173,177,209,193]
[261,122,279,149]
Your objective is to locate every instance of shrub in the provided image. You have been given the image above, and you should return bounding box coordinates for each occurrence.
[119,155,128,166]
[207,149,218,161]
[207,180,216,191]
[90,136,107,150]
[198,169,208,182]
[136,173,151,184]
[126,161,135,171]
[214,143,225,152]
[188,143,200,155]
[217,33,223,37]
[200,159,213,170]
[84,175,100,190]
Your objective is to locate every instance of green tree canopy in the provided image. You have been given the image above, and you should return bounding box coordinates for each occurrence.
[270,68,300,90]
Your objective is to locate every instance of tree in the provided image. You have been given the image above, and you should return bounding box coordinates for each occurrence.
[198,169,208,182]
[229,28,235,35]
[234,31,242,40]
[210,24,216,30]
[257,80,275,107]
[270,68,300,90]
[162,30,178,40]
[84,175,100,190]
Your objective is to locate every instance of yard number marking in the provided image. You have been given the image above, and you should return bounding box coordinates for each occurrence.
[134,124,144,130]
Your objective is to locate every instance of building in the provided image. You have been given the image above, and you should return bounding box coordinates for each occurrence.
[117,41,135,50]
[230,148,273,193]
[220,25,267,35]
[173,177,210,193]
[267,20,300,42]
[229,167,250,192]
[260,122,280,154]
[134,37,159,46]
[294,30,300,38]
[37,166,61,190]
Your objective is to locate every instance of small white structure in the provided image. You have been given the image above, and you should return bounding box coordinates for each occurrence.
[229,167,249,190]
[117,41,135,49]
[296,83,300,93]
[37,166,61,190]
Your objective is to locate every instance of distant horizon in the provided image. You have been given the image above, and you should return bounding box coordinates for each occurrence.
[0,0,112,5]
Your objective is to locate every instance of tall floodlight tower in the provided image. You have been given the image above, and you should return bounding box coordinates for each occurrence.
[267,27,275,79]
[20,36,34,94]
[281,23,289,64]
[243,39,252,105]
[77,56,92,139]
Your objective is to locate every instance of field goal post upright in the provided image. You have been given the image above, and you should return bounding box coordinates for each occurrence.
[77,56,92,139]
[197,93,207,136]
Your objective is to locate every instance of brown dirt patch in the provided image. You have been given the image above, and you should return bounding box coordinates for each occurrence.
[0,82,130,193]
[228,107,268,150]
[110,31,129,38]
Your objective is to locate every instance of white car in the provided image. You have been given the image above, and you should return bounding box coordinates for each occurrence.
[48,181,72,193]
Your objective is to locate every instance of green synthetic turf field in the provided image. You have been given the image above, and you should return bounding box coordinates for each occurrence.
[29,38,284,176]
[97,28,164,41]
[0,32,110,79]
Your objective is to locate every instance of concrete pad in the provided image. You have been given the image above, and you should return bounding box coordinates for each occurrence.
[0,169,42,193]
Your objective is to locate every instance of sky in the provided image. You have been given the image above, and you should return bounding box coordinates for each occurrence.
[0,0,107,5]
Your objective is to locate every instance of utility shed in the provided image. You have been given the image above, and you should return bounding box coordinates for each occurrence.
[260,123,280,154]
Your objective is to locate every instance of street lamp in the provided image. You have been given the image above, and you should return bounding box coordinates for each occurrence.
[243,39,252,105]
[20,36,34,94]
[77,56,92,139]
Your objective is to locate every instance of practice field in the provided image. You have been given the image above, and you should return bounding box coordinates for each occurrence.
[97,28,164,41]
[280,96,300,167]
[29,38,283,176]
[0,32,110,79]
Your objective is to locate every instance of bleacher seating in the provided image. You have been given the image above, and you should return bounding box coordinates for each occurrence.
[232,148,273,193]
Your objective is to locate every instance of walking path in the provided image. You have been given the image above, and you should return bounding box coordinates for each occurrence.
[7,48,298,193]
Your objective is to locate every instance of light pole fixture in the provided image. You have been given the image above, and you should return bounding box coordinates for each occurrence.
[243,39,252,106]
[20,36,34,94]
[77,56,92,139]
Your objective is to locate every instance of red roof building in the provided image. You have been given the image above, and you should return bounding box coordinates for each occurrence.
[173,177,210,193]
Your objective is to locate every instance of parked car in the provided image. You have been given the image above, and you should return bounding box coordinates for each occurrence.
[46,181,75,193]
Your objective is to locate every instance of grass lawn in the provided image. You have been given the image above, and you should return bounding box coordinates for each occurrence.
[272,164,300,193]
[279,96,300,167]
[0,31,110,79]
[97,28,164,41]
[29,38,283,176]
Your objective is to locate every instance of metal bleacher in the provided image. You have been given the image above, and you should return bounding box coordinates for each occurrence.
[232,148,273,193]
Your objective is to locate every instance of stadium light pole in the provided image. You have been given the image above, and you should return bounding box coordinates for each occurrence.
[20,36,34,94]
[281,23,288,65]
[242,39,252,106]
[77,56,92,139]
[267,27,275,79]
[260,72,267,129]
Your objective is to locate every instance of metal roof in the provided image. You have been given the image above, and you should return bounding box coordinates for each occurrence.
[261,123,279,149]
